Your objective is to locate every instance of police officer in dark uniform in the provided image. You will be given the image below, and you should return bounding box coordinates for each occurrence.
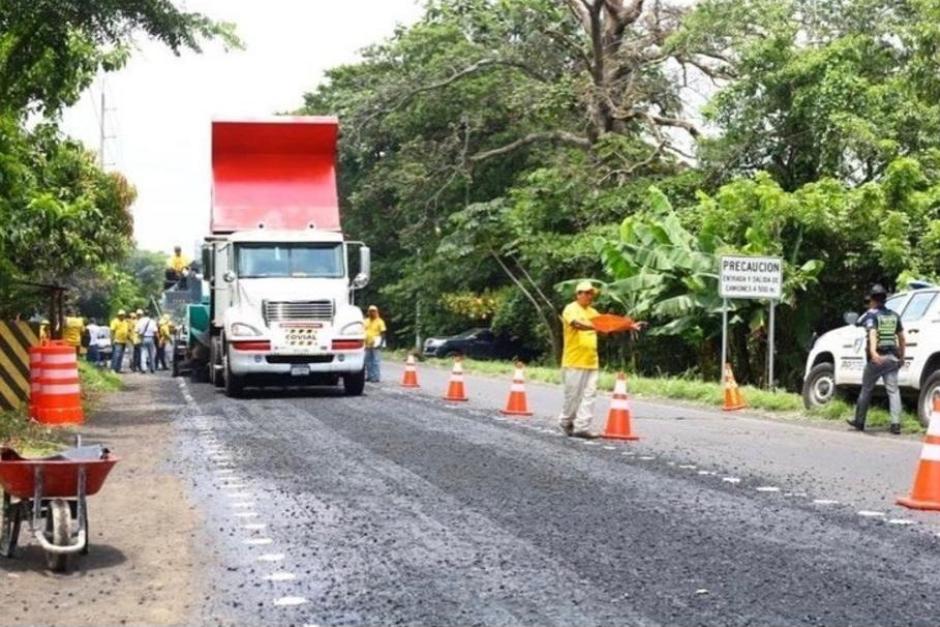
[850,284,906,434]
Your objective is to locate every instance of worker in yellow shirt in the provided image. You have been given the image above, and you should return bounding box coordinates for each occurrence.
[165,245,191,288]
[363,305,387,383]
[129,310,143,372]
[109,310,130,372]
[39,319,50,343]
[558,281,646,438]
[62,309,85,355]
[156,314,173,371]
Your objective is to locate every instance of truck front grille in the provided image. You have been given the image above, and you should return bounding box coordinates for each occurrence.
[264,300,334,322]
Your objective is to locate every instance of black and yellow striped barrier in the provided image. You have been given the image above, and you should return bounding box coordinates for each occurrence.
[0,321,39,411]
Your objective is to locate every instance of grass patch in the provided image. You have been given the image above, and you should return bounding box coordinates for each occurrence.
[0,362,123,456]
[390,350,923,432]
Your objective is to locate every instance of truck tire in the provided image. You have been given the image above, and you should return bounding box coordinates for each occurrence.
[344,368,365,396]
[802,362,836,410]
[224,350,244,398]
[211,337,224,389]
[917,370,940,428]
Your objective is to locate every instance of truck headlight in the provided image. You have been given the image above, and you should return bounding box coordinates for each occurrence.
[230,322,262,337]
[340,321,364,336]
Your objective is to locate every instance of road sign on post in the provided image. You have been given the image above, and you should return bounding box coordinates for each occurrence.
[719,256,783,390]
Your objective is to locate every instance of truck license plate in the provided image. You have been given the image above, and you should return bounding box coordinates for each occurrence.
[290,365,310,377]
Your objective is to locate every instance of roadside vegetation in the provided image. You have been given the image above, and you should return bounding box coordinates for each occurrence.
[394,352,923,434]
[308,0,940,392]
[0,363,122,456]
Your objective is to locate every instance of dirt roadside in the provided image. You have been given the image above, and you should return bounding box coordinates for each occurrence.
[1,373,200,626]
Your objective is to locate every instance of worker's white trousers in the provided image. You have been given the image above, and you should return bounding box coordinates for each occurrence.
[559,367,599,432]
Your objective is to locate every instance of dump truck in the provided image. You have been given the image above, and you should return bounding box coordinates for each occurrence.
[193,116,370,397]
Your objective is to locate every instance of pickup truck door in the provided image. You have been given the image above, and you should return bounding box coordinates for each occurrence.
[898,291,939,388]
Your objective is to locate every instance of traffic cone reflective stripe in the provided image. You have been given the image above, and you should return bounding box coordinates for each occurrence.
[401,354,420,388]
[722,363,746,412]
[602,372,639,441]
[501,363,532,416]
[897,396,940,511]
[444,358,468,402]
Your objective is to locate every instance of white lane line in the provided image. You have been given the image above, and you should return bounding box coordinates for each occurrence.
[813,499,840,505]
[226,492,253,500]
[622,451,635,457]
[755,486,780,493]
[214,469,236,476]
[888,518,915,526]
[697,470,717,476]
[638,456,655,461]
[721,477,741,484]
[678,464,697,470]
[857,510,886,518]
[273,596,308,607]
[243,523,267,531]
[222,483,249,490]
[231,502,257,509]
[264,572,297,582]
[235,512,260,519]
[211,455,232,462]
[579,440,599,446]
[244,537,274,546]
[603,445,617,451]
[258,553,285,562]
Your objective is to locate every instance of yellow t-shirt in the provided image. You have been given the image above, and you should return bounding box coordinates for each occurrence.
[167,253,190,273]
[110,318,130,344]
[561,302,600,369]
[63,316,85,348]
[364,317,387,347]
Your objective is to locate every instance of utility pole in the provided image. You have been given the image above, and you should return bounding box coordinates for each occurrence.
[97,83,116,170]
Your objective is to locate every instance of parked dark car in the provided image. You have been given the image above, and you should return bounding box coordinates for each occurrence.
[422,328,533,361]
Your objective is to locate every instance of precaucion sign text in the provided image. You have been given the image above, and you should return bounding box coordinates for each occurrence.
[719,256,782,300]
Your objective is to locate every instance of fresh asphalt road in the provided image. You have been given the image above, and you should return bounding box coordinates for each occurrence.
[170,363,940,626]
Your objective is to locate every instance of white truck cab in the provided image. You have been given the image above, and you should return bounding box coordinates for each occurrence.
[802,284,940,426]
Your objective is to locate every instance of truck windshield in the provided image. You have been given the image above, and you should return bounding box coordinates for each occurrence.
[236,244,344,278]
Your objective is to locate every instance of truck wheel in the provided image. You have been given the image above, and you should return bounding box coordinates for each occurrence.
[224,351,244,398]
[211,337,224,388]
[802,362,836,410]
[344,368,365,396]
[917,371,940,428]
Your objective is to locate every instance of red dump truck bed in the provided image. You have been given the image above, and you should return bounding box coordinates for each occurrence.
[210,116,341,234]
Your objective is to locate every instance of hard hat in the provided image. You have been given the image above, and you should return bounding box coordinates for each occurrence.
[575,280,598,295]
[136,308,144,315]
[368,305,378,312]
[868,284,888,299]
[118,309,126,316]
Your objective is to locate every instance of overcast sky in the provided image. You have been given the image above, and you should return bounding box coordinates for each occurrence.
[61,0,423,257]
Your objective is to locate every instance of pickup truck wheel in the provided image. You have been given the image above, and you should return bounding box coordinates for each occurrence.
[344,368,365,396]
[802,363,836,410]
[224,349,244,398]
[917,371,940,428]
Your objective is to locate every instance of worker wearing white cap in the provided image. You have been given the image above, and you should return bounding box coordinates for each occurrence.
[559,281,604,438]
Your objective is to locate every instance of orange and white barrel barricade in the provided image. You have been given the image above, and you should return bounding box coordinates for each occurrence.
[28,346,43,420]
[34,342,84,426]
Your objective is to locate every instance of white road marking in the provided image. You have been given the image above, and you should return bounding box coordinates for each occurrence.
[231,502,257,509]
[857,510,886,518]
[697,470,716,476]
[211,455,232,462]
[580,440,598,446]
[264,572,297,582]
[603,445,617,451]
[888,519,915,526]
[755,486,780,493]
[226,492,253,500]
[721,477,741,484]
[273,596,308,607]
[244,537,273,546]
[214,469,235,475]
[243,523,267,530]
[638,456,655,461]
[622,451,635,456]
[235,512,260,519]
[222,483,249,490]
[813,499,840,505]
[679,464,697,470]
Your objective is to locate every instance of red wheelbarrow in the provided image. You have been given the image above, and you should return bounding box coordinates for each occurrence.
[0,439,118,572]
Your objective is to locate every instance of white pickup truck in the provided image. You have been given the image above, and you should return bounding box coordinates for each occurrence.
[802,283,940,426]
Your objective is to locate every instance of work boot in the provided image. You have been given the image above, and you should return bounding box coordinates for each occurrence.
[889,423,901,435]
[560,423,574,437]
[571,430,599,440]
[846,417,864,431]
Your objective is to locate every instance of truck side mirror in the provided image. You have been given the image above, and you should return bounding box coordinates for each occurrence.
[223,271,236,283]
[843,311,859,326]
[352,246,370,289]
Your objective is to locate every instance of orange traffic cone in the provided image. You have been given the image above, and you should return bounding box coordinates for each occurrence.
[501,362,532,417]
[897,395,940,511]
[401,353,420,388]
[602,372,639,441]
[443,357,468,402]
[722,363,746,411]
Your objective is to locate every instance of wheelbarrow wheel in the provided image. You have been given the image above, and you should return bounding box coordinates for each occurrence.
[0,491,21,558]
[45,499,71,573]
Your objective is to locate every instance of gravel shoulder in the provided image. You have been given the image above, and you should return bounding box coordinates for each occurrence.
[0,372,200,626]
